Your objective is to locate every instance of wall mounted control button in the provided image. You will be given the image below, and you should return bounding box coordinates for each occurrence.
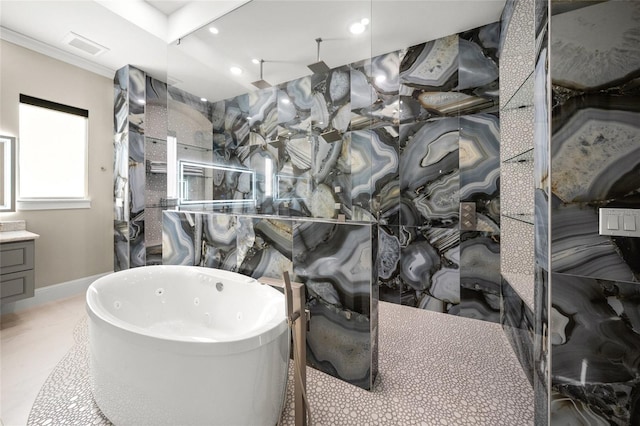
[623,215,636,231]
[600,208,640,237]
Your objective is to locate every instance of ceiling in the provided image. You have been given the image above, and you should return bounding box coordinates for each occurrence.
[0,0,507,103]
[146,0,190,16]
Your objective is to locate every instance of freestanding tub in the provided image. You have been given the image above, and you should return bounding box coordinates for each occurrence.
[86,265,290,425]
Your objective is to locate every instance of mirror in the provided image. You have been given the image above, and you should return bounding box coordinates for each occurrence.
[0,135,16,212]
[178,160,256,206]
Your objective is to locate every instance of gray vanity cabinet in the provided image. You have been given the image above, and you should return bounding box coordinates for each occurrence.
[0,240,35,303]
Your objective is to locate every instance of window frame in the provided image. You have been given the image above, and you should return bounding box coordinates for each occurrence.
[17,94,91,210]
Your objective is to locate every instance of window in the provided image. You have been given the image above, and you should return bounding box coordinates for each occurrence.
[18,94,90,210]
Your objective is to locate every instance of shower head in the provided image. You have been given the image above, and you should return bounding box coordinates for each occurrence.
[251,59,272,89]
[251,79,272,89]
[319,129,341,143]
[307,37,331,74]
[308,61,331,75]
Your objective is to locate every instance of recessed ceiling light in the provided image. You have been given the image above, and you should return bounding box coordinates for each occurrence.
[209,27,219,35]
[230,66,243,75]
[252,58,260,64]
[350,17,370,35]
[350,22,365,34]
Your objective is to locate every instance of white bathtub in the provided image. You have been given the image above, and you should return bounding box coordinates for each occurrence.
[86,265,290,425]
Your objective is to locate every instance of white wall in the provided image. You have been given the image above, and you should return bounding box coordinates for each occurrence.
[0,40,113,288]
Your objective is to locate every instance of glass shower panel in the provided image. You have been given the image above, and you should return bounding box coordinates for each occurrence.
[165,1,381,391]
[167,1,376,219]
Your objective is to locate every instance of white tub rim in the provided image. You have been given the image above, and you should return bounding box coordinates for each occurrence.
[86,265,289,356]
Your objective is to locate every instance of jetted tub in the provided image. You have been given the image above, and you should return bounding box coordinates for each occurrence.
[86,265,290,425]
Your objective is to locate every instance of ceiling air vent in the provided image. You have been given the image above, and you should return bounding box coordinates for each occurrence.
[62,32,109,57]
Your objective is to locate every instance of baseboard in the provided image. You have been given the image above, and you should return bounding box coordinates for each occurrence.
[0,271,113,315]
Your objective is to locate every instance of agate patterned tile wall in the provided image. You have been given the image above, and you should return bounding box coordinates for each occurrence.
[115,66,192,269]
[387,22,502,323]
[127,16,517,408]
[162,210,378,390]
[166,21,505,325]
[377,225,460,312]
[501,277,534,386]
[350,53,400,223]
[550,274,640,424]
[549,1,640,282]
[113,67,129,271]
[208,71,353,220]
[114,66,147,271]
[549,1,640,424]
[456,23,502,323]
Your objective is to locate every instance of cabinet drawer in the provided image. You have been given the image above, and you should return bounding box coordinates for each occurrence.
[0,240,35,274]
[0,269,35,303]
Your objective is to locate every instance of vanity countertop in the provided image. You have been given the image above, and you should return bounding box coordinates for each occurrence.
[0,220,40,243]
[0,230,40,243]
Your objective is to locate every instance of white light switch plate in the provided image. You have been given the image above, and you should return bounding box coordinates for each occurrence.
[599,208,640,237]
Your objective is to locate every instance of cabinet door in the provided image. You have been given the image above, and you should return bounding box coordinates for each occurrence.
[0,240,35,274]
[0,269,35,303]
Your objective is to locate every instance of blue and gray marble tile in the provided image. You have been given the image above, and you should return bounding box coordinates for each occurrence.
[551,273,640,425]
[237,217,293,280]
[248,87,278,143]
[128,217,145,268]
[459,113,500,231]
[127,67,145,126]
[551,195,636,282]
[458,23,500,114]
[547,4,640,424]
[350,52,400,129]
[377,225,459,313]
[399,35,459,123]
[292,220,377,389]
[458,231,501,323]
[399,117,459,228]
[534,265,549,426]
[400,35,459,93]
[163,211,378,390]
[351,128,399,223]
[114,220,129,271]
[501,276,534,386]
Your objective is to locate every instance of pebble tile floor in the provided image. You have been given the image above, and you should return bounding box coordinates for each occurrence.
[2,295,534,425]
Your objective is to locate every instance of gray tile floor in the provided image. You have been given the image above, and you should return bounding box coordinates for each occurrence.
[282,302,534,425]
[4,296,534,425]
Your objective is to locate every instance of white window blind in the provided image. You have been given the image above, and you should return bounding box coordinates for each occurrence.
[18,94,90,210]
